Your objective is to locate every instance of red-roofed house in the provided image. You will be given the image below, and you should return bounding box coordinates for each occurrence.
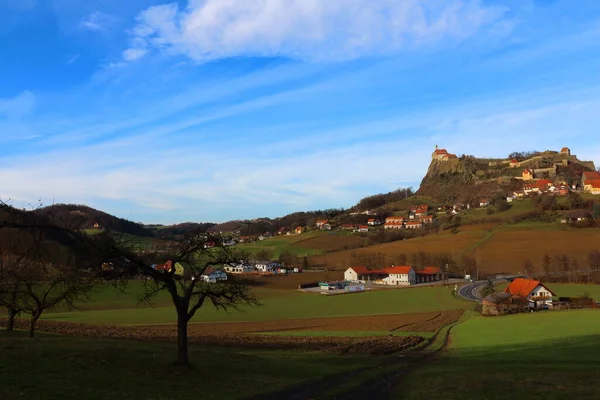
[560,147,571,156]
[582,171,600,185]
[416,267,442,283]
[316,219,328,227]
[382,266,416,286]
[354,225,369,233]
[504,278,555,309]
[405,221,423,229]
[522,169,533,181]
[295,226,304,234]
[509,158,519,168]
[367,218,382,226]
[584,179,600,195]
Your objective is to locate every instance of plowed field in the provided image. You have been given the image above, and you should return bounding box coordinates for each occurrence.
[2,319,424,354]
[2,310,462,355]
[291,234,370,252]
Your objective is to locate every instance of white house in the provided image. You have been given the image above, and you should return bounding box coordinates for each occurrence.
[504,278,555,309]
[201,268,228,283]
[224,263,255,274]
[254,261,281,273]
[382,266,416,286]
[479,199,490,207]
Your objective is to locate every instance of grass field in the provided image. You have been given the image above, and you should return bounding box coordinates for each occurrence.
[44,284,467,325]
[237,230,369,259]
[0,331,379,400]
[399,309,600,399]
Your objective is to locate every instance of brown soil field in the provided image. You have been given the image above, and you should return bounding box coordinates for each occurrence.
[240,271,344,289]
[291,234,371,252]
[310,229,489,270]
[2,319,423,354]
[474,229,600,273]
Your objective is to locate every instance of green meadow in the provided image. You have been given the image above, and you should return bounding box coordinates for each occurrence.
[400,309,600,399]
[44,284,467,325]
[0,331,378,400]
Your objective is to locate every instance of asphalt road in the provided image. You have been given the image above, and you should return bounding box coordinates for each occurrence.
[458,280,487,302]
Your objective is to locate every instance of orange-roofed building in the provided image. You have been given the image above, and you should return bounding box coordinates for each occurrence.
[584,179,600,195]
[582,171,600,185]
[560,147,571,156]
[416,267,442,283]
[315,219,328,227]
[382,266,416,286]
[522,169,533,181]
[509,158,519,168]
[504,278,555,309]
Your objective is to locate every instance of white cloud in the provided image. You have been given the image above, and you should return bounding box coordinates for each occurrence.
[122,48,147,61]
[124,0,506,62]
[80,11,113,31]
[0,91,36,119]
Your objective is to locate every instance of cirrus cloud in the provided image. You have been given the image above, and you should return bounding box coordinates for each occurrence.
[123,0,507,63]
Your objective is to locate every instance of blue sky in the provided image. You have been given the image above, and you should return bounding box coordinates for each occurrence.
[1,0,600,224]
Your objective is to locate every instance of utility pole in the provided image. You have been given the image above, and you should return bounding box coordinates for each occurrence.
[444,263,449,287]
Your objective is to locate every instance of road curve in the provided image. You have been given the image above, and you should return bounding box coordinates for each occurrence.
[458,281,487,302]
[458,277,515,302]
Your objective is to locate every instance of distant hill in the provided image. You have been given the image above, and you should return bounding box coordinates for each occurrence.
[150,222,216,240]
[37,204,154,238]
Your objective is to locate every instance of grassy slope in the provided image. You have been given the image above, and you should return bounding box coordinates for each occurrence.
[399,310,600,399]
[311,226,491,269]
[236,231,325,258]
[311,222,599,273]
[44,285,467,325]
[0,331,377,400]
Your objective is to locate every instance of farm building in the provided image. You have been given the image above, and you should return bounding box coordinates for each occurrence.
[382,266,416,286]
[416,267,442,283]
[504,278,555,309]
[344,266,416,286]
[344,266,388,283]
[482,292,514,316]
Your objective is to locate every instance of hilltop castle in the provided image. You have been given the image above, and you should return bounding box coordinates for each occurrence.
[431,145,457,161]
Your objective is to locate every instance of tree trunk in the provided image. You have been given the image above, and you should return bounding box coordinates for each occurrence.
[6,308,18,332]
[176,311,189,365]
[28,312,40,338]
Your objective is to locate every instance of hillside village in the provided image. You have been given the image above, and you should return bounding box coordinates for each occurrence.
[225,146,600,240]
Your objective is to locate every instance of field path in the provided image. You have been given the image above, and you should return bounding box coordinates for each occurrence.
[246,313,467,400]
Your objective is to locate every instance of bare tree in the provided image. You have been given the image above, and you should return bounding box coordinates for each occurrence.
[11,258,97,338]
[103,233,260,366]
[0,253,24,332]
[0,201,102,337]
